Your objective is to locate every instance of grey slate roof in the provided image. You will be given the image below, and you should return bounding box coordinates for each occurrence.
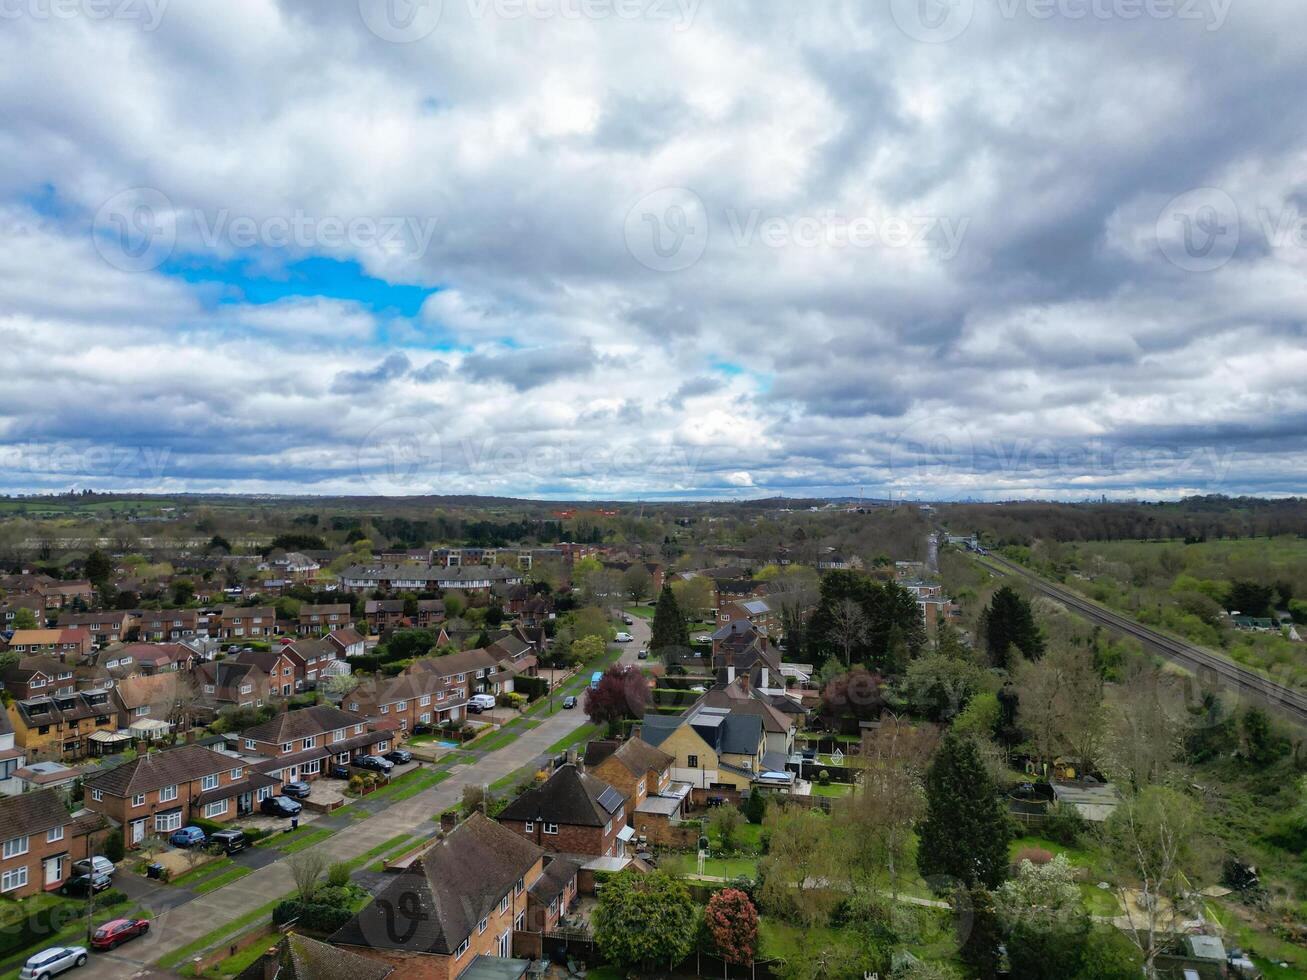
[497,764,623,828]
[0,787,67,841]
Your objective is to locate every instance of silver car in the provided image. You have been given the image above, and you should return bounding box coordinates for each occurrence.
[71,856,114,878]
[19,946,87,980]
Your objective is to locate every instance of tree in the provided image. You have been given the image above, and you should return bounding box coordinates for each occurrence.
[103,829,125,863]
[1226,580,1274,616]
[917,731,1011,890]
[953,691,1000,740]
[996,854,1090,980]
[1105,786,1197,975]
[1104,657,1182,791]
[651,583,690,652]
[171,580,195,606]
[10,608,37,630]
[1074,927,1145,980]
[671,575,714,623]
[902,654,986,722]
[845,715,937,900]
[1241,706,1287,766]
[621,564,653,604]
[979,585,1044,668]
[758,805,841,928]
[288,851,328,903]
[705,888,758,970]
[592,870,696,973]
[827,598,870,666]
[206,534,232,554]
[1016,645,1106,775]
[708,804,742,849]
[84,549,112,587]
[743,786,766,824]
[956,885,1002,980]
[584,667,648,727]
[806,571,926,672]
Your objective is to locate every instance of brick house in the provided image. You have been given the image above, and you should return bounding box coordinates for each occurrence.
[135,609,202,642]
[297,604,352,636]
[344,674,466,731]
[58,611,135,646]
[584,738,675,810]
[7,689,118,762]
[525,854,583,934]
[405,648,500,699]
[218,606,277,640]
[84,743,278,846]
[2,657,75,699]
[1,628,92,660]
[0,595,47,630]
[0,789,77,897]
[192,660,271,717]
[496,763,630,857]
[331,813,544,977]
[326,626,367,659]
[112,673,195,733]
[238,705,391,784]
[717,598,778,635]
[283,637,340,687]
[363,599,405,634]
[226,648,301,697]
[34,581,94,610]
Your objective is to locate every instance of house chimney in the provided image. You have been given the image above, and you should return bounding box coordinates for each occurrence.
[727,665,735,685]
[739,672,749,693]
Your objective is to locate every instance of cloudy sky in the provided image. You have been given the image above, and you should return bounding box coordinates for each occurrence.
[1,0,1304,500]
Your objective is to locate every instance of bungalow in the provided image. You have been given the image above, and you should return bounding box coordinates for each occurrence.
[84,743,277,845]
[496,763,630,858]
[331,813,544,976]
[0,789,75,897]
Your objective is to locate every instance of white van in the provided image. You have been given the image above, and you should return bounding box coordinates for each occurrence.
[468,693,497,711]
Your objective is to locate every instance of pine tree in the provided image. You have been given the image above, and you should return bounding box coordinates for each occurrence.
[650,583,689,652]
[982,586,1044,669]
[957,884,1003,980]
[917,730,1011,890]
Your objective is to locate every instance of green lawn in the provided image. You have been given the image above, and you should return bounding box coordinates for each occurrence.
[169,856,233,887]
[623,605,654,619]
[368,768,451,802]
[546,723,601,755]
[200,931,279,977]
[810,782,854,798]
[193,866,253,895]
[708,821,761,851]
[1079,883,1122,917]
[661,853,758,880]
[157,896,287,969]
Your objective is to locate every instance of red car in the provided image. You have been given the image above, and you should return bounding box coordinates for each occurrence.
[91,918,150,951]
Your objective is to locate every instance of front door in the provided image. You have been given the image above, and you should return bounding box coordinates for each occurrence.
[497,930,511,958]
[43,855,63,887]
[130,819,145,845]
[238,792,252,815]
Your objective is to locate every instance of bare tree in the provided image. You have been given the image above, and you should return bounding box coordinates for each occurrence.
[1016,645,1107,777]
[828,598,870,666]
[288,850,329,903]
[1104,656,1185,791]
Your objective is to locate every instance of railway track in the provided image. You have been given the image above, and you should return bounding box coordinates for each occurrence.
[977,551,1307,727]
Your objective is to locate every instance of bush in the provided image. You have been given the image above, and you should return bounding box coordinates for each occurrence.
[1011,847,1053,869]
[818,769,831,786]
[496,692,527,710]
[273,900,353,933]
[103,829,125,863]
[96,889,129,909]
[514,675,549,700]
[327,862,351,888]
[1043,803,1087,847]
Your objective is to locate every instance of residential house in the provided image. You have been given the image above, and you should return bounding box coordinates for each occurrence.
[84,743,278,845]
[0,595,46,630]
[341,564,523,596]
[639,704,780,792]
[331,813,544,976]
[0,712,27,794]
[525,854,583,935]
[7,689,117,762]
[58,611,135,646]
[363,599,405,634]
[242,935,394,980]
[112,673,194,734]
[1,629,92,660]
[283,637,340,687]
[717,598,778,635]
[297,604,352,636]
[2,657,75,699]
[406,648,500,699]
[226,648,301,697]
[238,705,391,785]
[326,626,367,659]
[345,673,466,730]
[192,660,271,718]
[135,609,202,642]
[583,738,692,846]
[0,789,75,897]
[218,606,278,640]
[496,763,630,857]
[34,581,94,610]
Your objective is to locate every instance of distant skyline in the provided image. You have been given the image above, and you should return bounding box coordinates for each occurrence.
[3,2,1304,501]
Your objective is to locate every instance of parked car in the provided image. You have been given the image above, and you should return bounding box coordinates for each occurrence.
[209,829,247,854]
[71,856,114,878]
[694,634,712,643]
[330,763,352,779]
[468,693,497,711]
[260,795,303,817]
[637,646,648,660]
[59,873,111,898]
[18,946,87,980]
[353,755,394,773]
[614,632,633,643]
[384,749,413,765]
[90,919,149,952]
[622,615,634,625]
[281,781,312,799]
[169,826,206,848]
[562,695,577,709]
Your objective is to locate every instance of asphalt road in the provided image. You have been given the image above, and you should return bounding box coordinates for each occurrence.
[75,611,651,979]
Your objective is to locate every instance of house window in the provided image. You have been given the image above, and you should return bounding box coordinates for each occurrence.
[379,705,389,714]
[499,894,510,913]
[202,775,219,791]
[304,761,321,775]
[91,789,103,802]
[231,768,243,779]
[2,836,29,859]
[155,812,182,832]
[478,917,488,934]
[397,701,408,711]
[543,823,558,835]
[239,684,252,694]
[132,794,146,808]
[687,755,699,768]
[302,737,316,750]
[244,739,256,750]
[515,877,524,895]
[525,821,534,833]
[1,868,28,892]
[354,724,363,734]
[333,729,344,741]
[349,703,359,712]
[136,707,149,717]
[420,695,431,706]
[160,785,178,803]
[47,826,64,843]
[455,939,469,960]
[203,800,229,818]
[282,743,293,753]
[258,786,273,801]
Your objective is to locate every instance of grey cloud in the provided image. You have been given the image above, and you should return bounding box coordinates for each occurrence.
[460,344,598,392]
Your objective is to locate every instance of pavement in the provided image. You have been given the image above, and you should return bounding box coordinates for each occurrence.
[80,618,650,979]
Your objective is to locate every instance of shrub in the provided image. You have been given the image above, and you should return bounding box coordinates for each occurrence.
[1011,847,1053,869]
[103,829,125,863]
[273,900,353,933]
[1043,802,1087,847]
[327,862,351,888]
[818,769,831,786]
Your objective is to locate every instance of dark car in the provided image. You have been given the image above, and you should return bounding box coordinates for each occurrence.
[330,764,351,779]
[90,919,149,952]
[384,749,412,765]
[281,781,312,800]
[562,695,577,709]
[208,829,246,854]
[466,702,484,714]
[353,755,394,774]
[260,795,303,818]
[60,872,111,898]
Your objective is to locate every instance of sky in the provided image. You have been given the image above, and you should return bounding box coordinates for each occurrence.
[1,0,1305,501]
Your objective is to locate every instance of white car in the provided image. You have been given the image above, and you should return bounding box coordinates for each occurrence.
[72,856,114,878]
[468,693,497,710]
[694,634,712,643]
[20,946,87,980]
[614,632,634,643]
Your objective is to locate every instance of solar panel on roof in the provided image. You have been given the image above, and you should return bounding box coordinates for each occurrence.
[596,786,624,813]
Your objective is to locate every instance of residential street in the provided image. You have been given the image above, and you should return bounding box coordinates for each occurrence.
[88,618,648,979]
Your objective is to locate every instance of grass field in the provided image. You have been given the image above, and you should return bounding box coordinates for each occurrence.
[546,722,601,755]
[193,866,253,894]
